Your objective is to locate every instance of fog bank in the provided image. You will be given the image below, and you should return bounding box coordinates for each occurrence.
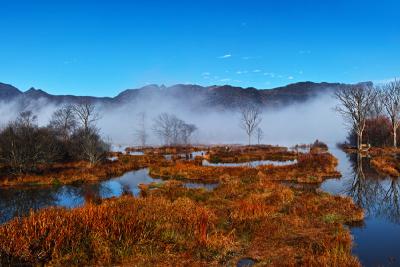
[0,90,346,148]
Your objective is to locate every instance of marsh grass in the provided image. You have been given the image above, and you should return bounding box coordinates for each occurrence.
[0,145,364,266]
[0,154,157,187]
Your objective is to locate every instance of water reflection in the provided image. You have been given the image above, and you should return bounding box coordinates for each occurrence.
[164,151,206,161]
[0,168,219,224]
[339,152,400,224]
[321,148,400,266]
[0,169,162,224]
[202,159,297,167]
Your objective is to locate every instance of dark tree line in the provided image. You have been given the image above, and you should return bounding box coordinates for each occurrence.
[0,101,109,174]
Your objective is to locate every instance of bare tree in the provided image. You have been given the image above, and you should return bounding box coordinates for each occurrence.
[256,127,264,145]
[153,113,174,145]
[69,127,109,165]
[335,84,378,150]
[72,101,100,132]
[181,123,197,145]
[135,112,148,147]
[239,104,262,145]
[381,80,400,147]
[49,104,77,142]
[70,101,108,165]
[152,113,197,146]
[17,111,37,128]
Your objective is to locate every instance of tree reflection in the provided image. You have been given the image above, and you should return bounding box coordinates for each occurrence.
[0,187,59,224]
[377,179,400,224]
[344,152,400,224]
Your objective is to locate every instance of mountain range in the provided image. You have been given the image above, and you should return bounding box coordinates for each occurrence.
[0,81,362,110]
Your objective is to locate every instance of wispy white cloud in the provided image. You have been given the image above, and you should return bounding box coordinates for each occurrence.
[220,78,231,82]
[253,69,261,73]
[202,72,210,76]
[263,72,275,78]
[236,70,248,75]
[288,76,294,80]
[218,54,232,59]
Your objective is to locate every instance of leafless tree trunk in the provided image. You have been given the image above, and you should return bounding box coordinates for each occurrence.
[153,113,174,145]
[135,112,148,147]
[181,123,197,145]
[256,127,264,145]
[152,113,197,146]
[334,84,378,150]
[381,80,400,147]
[72,101,100,132]
[49,104,77,142]
[239,104,262,145]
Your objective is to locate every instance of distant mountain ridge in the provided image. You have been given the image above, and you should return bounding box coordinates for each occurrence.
[0,81,363,110]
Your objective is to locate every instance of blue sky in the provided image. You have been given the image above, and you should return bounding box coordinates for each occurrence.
[0,0,399,96]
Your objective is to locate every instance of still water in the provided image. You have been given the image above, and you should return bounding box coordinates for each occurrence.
[0,168,162,224]
[0,168,220,224]
[202,159,297,167]
[321,147,400,267]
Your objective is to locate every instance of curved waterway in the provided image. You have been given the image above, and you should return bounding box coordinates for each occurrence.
[321,147,400,266]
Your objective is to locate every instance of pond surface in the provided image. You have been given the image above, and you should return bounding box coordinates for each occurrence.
[202,159,297,167]
[0,169,162,224]
[321,147,400,267]
[164,151,207,160]
[128,151,145,156]
[0,167,221,224]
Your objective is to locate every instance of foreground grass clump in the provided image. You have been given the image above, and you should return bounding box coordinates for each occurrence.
[206,145,297,163]
[0,178,363,266]
[0,195,236,266]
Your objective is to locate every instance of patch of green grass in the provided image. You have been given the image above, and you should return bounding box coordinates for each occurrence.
[322,213,343,224]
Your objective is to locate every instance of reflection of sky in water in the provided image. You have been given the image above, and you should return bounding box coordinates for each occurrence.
[1,168,219,225]
[202,159,297,167]
[321,146,400,267]
[0,168,163,224]
[164,151,206,161]
[128,151,144,156]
